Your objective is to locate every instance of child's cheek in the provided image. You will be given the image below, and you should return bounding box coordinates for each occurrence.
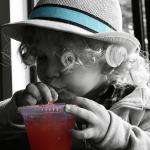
[64,73,100,96]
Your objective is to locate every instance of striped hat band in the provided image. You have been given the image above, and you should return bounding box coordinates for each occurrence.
[29,4,115,33]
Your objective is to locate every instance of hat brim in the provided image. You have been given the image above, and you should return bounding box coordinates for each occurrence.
[1,19,140,54]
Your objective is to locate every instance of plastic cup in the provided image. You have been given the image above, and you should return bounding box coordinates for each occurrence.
[18,104,75,150]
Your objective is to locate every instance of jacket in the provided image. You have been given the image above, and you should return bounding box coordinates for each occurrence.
[0,86,150,150]
[96,86,150,150]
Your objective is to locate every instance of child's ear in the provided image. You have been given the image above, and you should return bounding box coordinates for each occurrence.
[105,45,127,67]
[22,53,36,66]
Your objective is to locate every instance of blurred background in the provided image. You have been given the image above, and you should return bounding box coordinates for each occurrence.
[0,0,150,100]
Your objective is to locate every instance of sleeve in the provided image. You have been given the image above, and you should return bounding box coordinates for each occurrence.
[93,109,150,150]
[0,97,22,127]
[0,98,16,126]
[0,98,29,150]
[0,97,25,130]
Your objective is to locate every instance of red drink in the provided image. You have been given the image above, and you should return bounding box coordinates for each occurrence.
[18,104,75,150]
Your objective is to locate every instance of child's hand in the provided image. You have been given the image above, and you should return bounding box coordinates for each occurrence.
[13,82,58,107]
[57,89,76,104]
[65,97,110,143]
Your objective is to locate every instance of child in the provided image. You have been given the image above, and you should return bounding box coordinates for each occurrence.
[1,0,150,149]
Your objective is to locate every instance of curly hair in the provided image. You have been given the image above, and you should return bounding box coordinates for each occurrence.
[110,51,150,87]
[18,27,106,69]
[18,27,150,87]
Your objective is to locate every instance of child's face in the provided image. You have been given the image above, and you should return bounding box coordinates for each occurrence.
[35,31,107,96]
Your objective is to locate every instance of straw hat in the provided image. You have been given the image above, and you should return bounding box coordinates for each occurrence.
[1,0,140,55]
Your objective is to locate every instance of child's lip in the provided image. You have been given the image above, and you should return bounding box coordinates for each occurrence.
[45,78,65,89]
[43,78,66,93]
[46,82,66,92]
[50,85,65,93]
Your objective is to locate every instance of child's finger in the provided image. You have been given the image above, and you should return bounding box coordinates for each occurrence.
[73,97,110,128]
[65,104,98,124]
[25,83,41,101]
[21,92,37,106]
[73,97,101,113]
[70,128,95,140]
[36,82,53,103]
[48,87,58,102]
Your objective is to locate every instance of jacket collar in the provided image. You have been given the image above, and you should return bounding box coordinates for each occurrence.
[110,86,150,110]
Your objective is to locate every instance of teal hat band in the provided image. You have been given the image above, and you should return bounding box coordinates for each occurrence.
[29,4,115,33]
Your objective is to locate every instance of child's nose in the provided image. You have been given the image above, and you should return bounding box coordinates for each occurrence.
[45,60,61,78]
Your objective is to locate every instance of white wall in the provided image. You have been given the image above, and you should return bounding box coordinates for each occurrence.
[10,0,30,94]
[34,0,39,5]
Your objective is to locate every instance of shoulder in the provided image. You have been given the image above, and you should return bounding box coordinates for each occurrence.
[110,86,150,127]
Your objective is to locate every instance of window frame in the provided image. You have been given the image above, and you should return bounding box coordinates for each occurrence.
[0,0,12,100]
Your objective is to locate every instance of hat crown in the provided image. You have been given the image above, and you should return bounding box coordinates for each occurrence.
[36,0,123,32]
